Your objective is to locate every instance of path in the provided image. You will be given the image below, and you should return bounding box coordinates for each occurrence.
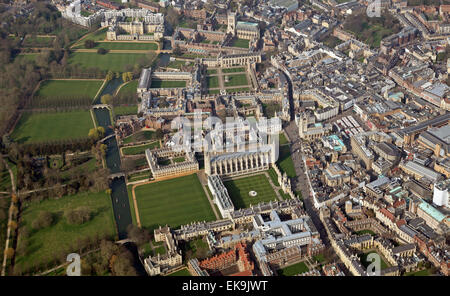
[1,160,16,276]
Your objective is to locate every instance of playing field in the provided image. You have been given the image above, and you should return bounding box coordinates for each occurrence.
[150,79,187,88]
[68,52,150,72]
[224,74,248,87]
[133,174,216,231]
[11,110,94,144]
[35,80,103,99]
[223,174,278,209]
[15,191,116,273]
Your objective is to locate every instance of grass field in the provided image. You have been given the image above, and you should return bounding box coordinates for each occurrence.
[223,174,278,209]
[208,89,221,95]
[22,36,55,48]
[404,268,432,276]
[276,145,296,178]
[69,52,149,72]
[207,76,219,88]
[122,141,160,155]
[76,28,107,44]
[279,133,289,145]
[77,42,158,51]
[123,130,156,144]
[355,229,376,236]
[15,191,116,272]
[167,268,191,276]
[226,87,250,93]
[278,261,309,276]
[36,80,103,99]
[114,105,138,116]
[117,80,138,96]
[11,110,93,144]
[224,74,248,87]
[134,174,215,231]
[231,39,250,49]
[150,79,187,88]
[206,69,217,75]
[222,67,245,73]
[167,60,191,69]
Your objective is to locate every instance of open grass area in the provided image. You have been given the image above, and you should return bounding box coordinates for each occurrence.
[279,133,289,145]
[355,229,376,236]
[404,268,432,276]
[75,27,107,44]
[77,42,158,51]
[114,105,138,117]
[207,76,219,88]
[36,80,103,99]
[276,145,296,178]
[223,174,278,209]
[206,69,217,75]
[15,191,116,273]
[11,110,93,144]
[313,253,326,263]
[117,80,138,96]
[359,251,390,270]
[222,67,245,73]
[208,89,221,95]
[68,52,149,72]
[231,39,250,49]
[167,268,191,276]
[278,261,309,276]
[122,141,160,155]
[123,130,156,144]
[268,167,280,187]
[150,79,187,88]
[224,74,248,87]
[226,87,250,93]
[127,170,151,183]
[134,174,215,231]
[22,36,55,48]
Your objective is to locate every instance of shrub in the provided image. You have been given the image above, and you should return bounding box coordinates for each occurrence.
[97,48,107,55]
[31,211,53,230]
[65,206,92,225]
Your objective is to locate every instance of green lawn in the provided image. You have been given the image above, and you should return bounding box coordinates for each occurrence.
[359,251,389,270]
[231,39,250,49]
[223,174,278,209]
[114,105,138,117]
[168,60,191,69]
[150,79,187,88]
[313,253,326,263]
[355,229,376,236]
[122,141,160,155]
[77,42,158,51]
[278,261,309,276]
[279,133,289,145]
[75,28,107,44]
[68,52,150,72]
[117,80,138,96]
[206,69,217,75]
[404,268,432,276]
[128,170,151,183]
[224,74,248,87]
[11,110,94,144]
[207,76,219,88]
[15,191,116,273]
[36,80,103,99]
[222,67,245,73]
[268,167,280,187]
[123,130,156,144]
[167,268,191,276]
[208,89,221,95]
[22,36,55,48]
[226,87,250,93]
[134,174,216,231]
[276,145,296,178]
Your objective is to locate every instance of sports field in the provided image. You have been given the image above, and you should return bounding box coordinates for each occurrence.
[15,191,116,273]
[224,74,248,87]
[11,110,94,144]
[223,174,278,209]
[133,174,215,231]
[68,52,149,72]
[150,79,187,88]
[36,80,103,99]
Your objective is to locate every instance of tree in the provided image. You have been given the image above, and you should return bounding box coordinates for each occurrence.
[122,72,133,83]
[155,128,164,140]
[101,94,112,105]
[127,224,150,246]
[84,40,96,49]
[105,71,114,82]
[65,206,92,225]
[97,48,107,55]
[173,45,183,56]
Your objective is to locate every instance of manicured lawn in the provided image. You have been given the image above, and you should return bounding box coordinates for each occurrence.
[150,79,187,88]
[208,89,221,94]
[278,261,309,276]
[223,174,278,209]
[15,191,116,273]
[78,42,158,50]
[167,268,191,276]
[75,27,107,44]
[206,69,217,75]
[226,87,250,93]
[359,251,389,270]
[36,80,103,99]
[134,174,215,231]
[404,268,432,276]
[222,67,245,73]
[128,170,151,183]
[279,133,289,145]
[355,229,376,236]
[313,253,326,263]
[68,52,150,72]
[123,130,156,144]
[114,105,138,116]
[11,110,94,144]
[268,167,280,187]
[117,80,138,96]
[122,141,160,155]
[207,76,219,88]
[276,145,296,178]
[231,39,250,49]
[224,74,248,87]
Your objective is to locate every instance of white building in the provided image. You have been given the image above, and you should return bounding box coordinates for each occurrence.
[433,179,449,208]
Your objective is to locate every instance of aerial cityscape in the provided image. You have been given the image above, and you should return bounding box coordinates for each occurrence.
[0,0,449,280]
